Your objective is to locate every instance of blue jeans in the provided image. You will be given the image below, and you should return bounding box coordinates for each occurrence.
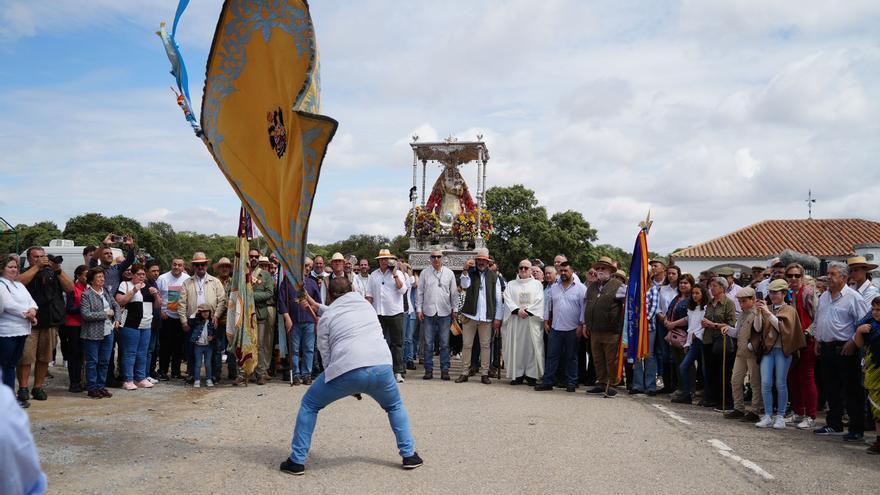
[633,330,657,392]
[761,347,792,417]
[0,335,27,391]
[120,327,151,382]
[678,339,704,395]
[83,334,114,391]
[193,344,213,381]
[289,364,416,464]
[404,314,419,363]
[542,329,578,387]
[422,315,451,372]
[289,322,315,379]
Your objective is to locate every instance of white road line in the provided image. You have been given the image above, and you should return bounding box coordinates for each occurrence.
[708,439,775,481]
[652,403,692,425]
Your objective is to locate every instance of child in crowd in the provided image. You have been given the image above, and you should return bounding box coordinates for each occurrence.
[854,296,880,455]
[188,304,215,388]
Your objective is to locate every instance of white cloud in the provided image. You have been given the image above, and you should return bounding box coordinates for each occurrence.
[2,0,880,260]
[735,148,760,179]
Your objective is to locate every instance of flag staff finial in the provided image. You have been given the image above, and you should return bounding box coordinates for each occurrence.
[638,210,653,233]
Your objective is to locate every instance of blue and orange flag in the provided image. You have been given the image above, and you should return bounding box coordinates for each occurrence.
[625,228,650,362]
[159,0,336,294]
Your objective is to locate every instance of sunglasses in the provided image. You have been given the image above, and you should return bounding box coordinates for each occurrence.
[249,255,259,259]
[430,255,442,259]
[518,266,530,271]
[193,263,207,267]
[785,273,802,279]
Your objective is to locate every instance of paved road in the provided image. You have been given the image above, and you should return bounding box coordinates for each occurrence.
[25,362,879,494]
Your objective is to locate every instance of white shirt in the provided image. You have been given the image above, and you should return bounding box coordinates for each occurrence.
[353,274,370,298]
[857,279,880,306]
[0,278,37,337]
[416,266,458,317]
[0,372,47,495]
[814,286,870,342]
[685,307,706,347]
[315,292,392,382]
[460,270,504,322]
[403,274,416,314]
[659,284,678,315]
[156,271,190,318]
[366,268,407,316]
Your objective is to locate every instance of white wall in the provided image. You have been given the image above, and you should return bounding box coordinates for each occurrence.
[674,259,768,278]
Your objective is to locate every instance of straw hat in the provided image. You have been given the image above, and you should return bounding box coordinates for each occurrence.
[213,257,232,270]
[474,248,491,261]
[612,269,627,282]
[591,256,615,271]
[331,252,345,262]
[257,256,270,265]
[375,249,395,260]
[847,256,878,271]
[191,252,211,264]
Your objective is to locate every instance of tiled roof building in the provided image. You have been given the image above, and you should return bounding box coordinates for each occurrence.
[670,218,880,276]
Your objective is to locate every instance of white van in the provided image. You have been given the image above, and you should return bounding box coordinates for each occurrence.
[20,240,123,280]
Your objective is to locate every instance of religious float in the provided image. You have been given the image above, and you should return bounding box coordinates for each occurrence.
[405,135,493,270]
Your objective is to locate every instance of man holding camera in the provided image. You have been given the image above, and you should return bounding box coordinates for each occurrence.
[89,234,136,296]
[457,248,503,385]
[17,247,74,404]
[366,249,408,383]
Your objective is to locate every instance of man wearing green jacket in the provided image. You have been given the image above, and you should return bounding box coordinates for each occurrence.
[253,256,277,385]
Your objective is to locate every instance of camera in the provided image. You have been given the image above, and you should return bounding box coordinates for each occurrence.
[111,234,125,243]
[47,254,63,265]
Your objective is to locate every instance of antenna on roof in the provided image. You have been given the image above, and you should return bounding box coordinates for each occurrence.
[806,190,816,219]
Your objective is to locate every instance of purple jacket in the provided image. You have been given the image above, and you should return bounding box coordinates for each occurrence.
[278,277,320,324]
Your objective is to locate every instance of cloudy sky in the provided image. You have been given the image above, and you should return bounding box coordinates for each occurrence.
[1,1,878,255]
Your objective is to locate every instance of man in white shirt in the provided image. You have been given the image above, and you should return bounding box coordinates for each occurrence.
[456,249,503,384]
[366,249,408,383]
[281,278,422,476]
[416,250,458,380]
[155,258,190,380]
[847,256,880,305]
[813,261,870,440]
[353,258,371,297]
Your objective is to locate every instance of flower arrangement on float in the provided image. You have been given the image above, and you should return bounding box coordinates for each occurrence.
[404,206,442,245]
[452,209,493,247]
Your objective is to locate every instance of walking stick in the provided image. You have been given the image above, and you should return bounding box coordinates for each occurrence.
[722,332,727,412]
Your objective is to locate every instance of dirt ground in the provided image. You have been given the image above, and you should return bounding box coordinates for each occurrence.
[24,360,880,495]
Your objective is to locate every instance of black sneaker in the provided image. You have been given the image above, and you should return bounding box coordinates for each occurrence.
[740,411,760,422]
[843,432,864,442]
[157,373,170,381]
[670,394,692,404]
[724,409,745,420]
[17,387,29,402]
[534,383,553,391]
[585,386,604,395]
[628,389,644,395]
[280,458,305,476]
[68,383,83,394]
[566,386,576,393]
[406,361,417,371]
[605,388,618,397]
[402,452,423,470]
[31,387,48,401]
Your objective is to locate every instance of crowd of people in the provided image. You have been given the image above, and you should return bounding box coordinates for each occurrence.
[1,236,879,457]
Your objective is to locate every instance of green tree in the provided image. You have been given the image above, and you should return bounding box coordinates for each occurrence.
[486,185,598,278]
[1,221,63,254]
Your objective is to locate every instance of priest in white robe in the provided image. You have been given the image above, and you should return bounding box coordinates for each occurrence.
[502,260,545,385]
